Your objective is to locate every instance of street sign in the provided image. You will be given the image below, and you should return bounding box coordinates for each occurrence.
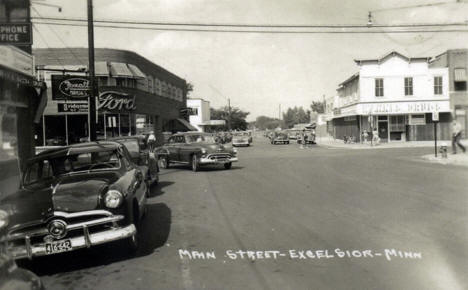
[432,111,439,122]
[0,23,32,45]
[57,103,89,113]
[52,75,91,100]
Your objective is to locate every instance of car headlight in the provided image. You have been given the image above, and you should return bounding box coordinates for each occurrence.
[0,209,9,230]
[232,148,238,154]
[104,190,123,208]
[201,148,207,154]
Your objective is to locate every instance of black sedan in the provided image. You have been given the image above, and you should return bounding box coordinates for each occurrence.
[0,141,148,260]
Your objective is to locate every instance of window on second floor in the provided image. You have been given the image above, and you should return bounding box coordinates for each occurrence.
[375,78,384,97]
[434,76,443,95]
[404,77,413,96]
[454,68,466,91]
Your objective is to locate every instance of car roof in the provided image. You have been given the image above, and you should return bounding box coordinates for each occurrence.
[31,141,122,162]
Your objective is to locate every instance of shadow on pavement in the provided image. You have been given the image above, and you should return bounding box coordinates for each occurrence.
[19,203,171,277]
[159,164,244,172]
[148,181,174,198]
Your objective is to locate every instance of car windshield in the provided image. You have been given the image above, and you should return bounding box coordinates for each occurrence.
[186,135,216,143]
[23,149,121,186]
[116,139,140,153]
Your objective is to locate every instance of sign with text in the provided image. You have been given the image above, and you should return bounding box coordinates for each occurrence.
[52,75,91,100]
[0,23,32,45]
[58,103,89,113]
[432,112,439,121]
[361,101,450,115]
[98,91,136,112]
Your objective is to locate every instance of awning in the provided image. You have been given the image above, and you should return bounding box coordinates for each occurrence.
[110,62,134,78]
[454,68,466,82]
[95,61,109,77]
[176,118,198,131]
[127,64,146,79]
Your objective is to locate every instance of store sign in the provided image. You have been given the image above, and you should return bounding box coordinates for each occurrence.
[0,67,32,86]
[0,23,32,45]
[58,103,89,113]
[52,75,91,100]
[360,101,450,115]
[98,91,136,112]
[0,45,33,76]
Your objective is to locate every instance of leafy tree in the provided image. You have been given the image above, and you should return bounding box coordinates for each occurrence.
[310,101,325,114]
[282,106,310,128]
[210,106,250,131]
[254,116,283,130]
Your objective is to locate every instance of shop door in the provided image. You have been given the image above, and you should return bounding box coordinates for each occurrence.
[67,115,88,144]
[378,121,388,142]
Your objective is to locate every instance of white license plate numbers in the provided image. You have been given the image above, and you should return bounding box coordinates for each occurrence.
[45,239,72,254]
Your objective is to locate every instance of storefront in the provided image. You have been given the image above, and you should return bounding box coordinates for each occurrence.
[331,100,452,142]
[34,48,192,146]
[0,45,42,199]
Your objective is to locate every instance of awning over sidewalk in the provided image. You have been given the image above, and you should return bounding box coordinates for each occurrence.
[163,118,198,133]
[176,118,198,131]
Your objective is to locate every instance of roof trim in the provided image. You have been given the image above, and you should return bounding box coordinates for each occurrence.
[354,51,430,65]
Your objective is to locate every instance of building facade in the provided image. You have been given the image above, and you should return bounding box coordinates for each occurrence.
[430,49,468,137]
[186,98,225,132]
[33,48,192,146]
[329,51,451,142]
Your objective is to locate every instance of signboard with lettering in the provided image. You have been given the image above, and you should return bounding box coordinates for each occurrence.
[359,101,450,115]
[432,112,439,121]
[97,91,136,112]
[0,23,32,45]
[58,103,89,113]
[52,75,91,100]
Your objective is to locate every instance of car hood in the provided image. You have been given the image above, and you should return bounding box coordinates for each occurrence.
[0,172,118,229]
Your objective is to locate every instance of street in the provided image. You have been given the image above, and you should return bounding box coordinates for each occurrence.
[24,136,468,290]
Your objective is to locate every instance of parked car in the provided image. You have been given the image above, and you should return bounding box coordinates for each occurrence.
[109,135,159,190]
[271,132,290,144]
[232,132,251,147]
[0,210,44,290]
[297,130,316,145]
[0,141,148,260]
[156,132,238,171]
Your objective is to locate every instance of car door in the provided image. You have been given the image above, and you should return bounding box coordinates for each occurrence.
[121,146,146,215]
[170,136,183,162]
[179,135,195,163]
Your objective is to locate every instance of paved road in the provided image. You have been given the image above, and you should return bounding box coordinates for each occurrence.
[25,136,468,290]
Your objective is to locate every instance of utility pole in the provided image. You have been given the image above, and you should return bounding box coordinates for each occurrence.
[279,104,281,120]
[87,0,97,141]
[227,98,231,131]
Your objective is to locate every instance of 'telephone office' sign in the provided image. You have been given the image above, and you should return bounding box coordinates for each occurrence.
[0,23,32,45]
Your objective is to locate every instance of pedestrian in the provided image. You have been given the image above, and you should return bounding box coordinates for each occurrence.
[372,128,380,145]
[362,130,368,144]
[451,120,466,154]
[147,131,156,152]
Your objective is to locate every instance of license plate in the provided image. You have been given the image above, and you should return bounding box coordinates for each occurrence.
[45,239,72,255]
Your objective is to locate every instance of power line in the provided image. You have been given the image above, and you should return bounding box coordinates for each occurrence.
[32,24,65,68]
[32,21,468,34]
[31,16,468,29]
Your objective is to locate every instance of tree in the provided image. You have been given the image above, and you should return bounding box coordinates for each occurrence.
[186,82,194,97]
[255,115,283,130]
[282,106,310,128]
[210,106,250,131]
[311,101,325,114]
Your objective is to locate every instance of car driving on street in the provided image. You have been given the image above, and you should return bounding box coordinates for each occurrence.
[156,132,238,171]
[232,132,251,147]
[271,131,290,144]
[0,141,148,260]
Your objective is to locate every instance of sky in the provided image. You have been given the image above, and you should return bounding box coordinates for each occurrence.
[32,0,468,121]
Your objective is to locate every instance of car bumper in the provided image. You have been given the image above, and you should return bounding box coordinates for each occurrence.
[233,141,249,146]
[9,224,136,260]
[199,156,238,164]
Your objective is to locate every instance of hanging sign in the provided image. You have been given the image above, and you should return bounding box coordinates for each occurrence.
[0,23,32,45]
[52,75,90,100]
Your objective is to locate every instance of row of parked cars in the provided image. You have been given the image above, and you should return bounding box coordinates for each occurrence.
[0,131,239,286]
[266,129,317,145]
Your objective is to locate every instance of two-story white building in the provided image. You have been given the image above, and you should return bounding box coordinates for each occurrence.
[330,51,451,142]
[186,98,225,132]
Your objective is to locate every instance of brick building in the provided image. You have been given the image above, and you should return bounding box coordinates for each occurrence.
[33,48,194,146]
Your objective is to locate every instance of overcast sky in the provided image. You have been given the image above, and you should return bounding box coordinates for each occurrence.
[32,0,468,121]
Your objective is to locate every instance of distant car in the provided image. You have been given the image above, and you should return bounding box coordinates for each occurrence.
[297,130,316,145]
[288,130,300,140]
[271,132,290,144]
[109,135,159,190]
[232,132,251,147]
[156,132,238,171]
[1,141,148,260]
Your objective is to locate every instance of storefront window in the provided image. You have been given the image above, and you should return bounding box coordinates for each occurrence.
[44,115,66,145]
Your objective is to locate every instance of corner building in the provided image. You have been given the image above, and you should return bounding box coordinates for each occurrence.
[33,48,193,146]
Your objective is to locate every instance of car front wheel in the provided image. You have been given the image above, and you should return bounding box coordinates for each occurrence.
[159,156,169,169]
[192,154,199,172]
[224,162,232,169]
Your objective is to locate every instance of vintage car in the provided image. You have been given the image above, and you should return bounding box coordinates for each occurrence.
[0,141,148,260]
[232,132,251,147]
[297,130,317,145]
[287,130,300,140]
[109,135,159,189]
[271,132,290,144]
[0,210,44,290]
[156,132,238,171]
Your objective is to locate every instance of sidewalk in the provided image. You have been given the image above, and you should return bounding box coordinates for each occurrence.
[421,152,468,167]
[316,136,468,150]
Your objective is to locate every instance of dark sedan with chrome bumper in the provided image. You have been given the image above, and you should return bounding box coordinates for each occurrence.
[0,141,148,260]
